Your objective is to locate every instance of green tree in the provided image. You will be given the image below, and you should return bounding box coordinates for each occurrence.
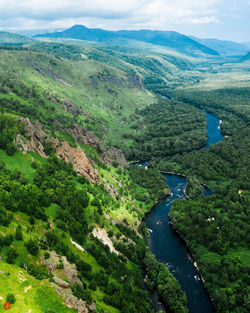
[6,293,16,304]
[15,224,23,240]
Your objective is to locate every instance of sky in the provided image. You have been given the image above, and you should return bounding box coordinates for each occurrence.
[0,0,249,42]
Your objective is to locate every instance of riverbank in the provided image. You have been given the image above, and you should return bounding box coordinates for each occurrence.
[145,173,215,313]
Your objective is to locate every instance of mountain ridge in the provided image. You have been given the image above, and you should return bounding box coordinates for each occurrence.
[34,24,220,57]
[190,36,249,56]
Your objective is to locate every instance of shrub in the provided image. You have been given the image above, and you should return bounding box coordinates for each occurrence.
[25,239,39,256]
[6,294,16,304]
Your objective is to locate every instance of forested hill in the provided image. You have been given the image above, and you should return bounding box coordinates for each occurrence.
[34,24,220,57]
[0,44,188,312]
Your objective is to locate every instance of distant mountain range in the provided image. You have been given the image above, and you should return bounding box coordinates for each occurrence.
[190,36,249,56]
[0,31,34,46]
[34,25,220,57]
[2,25,249,59]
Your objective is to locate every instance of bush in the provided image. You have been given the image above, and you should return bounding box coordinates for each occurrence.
[25,239,39,256]
[44,252,50,260]
[6,294,16,304]
[6,248,18,264]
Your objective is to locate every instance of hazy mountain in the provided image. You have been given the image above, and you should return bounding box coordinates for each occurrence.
[0,31,35,46]
[190,36,249,56]
[240,51,250,62]
[34,24,220,57]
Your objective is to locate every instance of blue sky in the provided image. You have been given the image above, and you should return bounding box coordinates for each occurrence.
[0,0,249,42]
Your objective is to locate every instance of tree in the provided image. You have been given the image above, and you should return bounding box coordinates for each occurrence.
[6,248,18,264]
[25,239,39,256]
[6,294,16,304]
[15,224,23,240]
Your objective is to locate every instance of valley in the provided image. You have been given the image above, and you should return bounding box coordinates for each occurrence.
[0,26,249,313]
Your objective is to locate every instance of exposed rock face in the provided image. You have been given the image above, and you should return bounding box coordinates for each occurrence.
[44,258,58,272]
[65,125,128,167]
[55,285,96,313]
[27,60,71,87]
[61,255,83,287]
[53,141,99,184]
[44,251,96,313]
[53,276,70,289]
[48,95,92,119]
[16,117,46,157]
[102,146,127,167]
[128,75,144,90]
[43,251,82,287]
[16,118,99,184]
[92,227,118,254]
[102,179,118,198]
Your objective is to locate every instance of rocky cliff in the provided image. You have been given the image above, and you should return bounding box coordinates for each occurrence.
[16,118,99,184]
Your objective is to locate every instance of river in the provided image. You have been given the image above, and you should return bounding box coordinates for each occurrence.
[143,111,224,312]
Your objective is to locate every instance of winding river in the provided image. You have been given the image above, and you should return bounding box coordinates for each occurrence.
[143,110,224,312]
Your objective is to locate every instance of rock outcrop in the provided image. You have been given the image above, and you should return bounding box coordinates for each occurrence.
[53,140,99,184]
[64,125,127,167]
[43,251,96,313]
[55,285,96,313]
[16,117,46,157]
[16,118,99,184]
[92,227,118,254]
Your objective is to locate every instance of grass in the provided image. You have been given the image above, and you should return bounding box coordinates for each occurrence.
[228,247,250,266]
[0,262,75,313]
[0,48,156,152]
[0,149,35,182]
[45,203,59,220]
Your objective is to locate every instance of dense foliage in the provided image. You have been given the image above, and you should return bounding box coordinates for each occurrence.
[164,127,250,313]
[143,252,188,313]
[128,165,168,202]
[0,113,24,155]
[124,97,207,160]
[172,87,250,136]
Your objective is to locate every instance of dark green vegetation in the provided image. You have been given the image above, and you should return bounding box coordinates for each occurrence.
[124,97,207,160]
[0,44,209,160]
[185,176,204,200]
[127,166,168,202]
[0,86,182,312]
[172,87,250,136]
[0,146,165,312]
[0,113,24,155]
[144,252,188,313]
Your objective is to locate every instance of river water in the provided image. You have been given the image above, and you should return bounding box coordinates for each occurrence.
[144,111,224,312]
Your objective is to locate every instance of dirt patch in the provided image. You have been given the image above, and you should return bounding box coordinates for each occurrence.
[92,227,118,254]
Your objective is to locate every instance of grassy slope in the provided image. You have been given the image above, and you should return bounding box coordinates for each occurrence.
[0,48,155,147]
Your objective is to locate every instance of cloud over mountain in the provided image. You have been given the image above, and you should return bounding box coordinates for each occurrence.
[0,0,249,41]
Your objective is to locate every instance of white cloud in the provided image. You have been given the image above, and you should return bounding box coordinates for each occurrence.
[0,0,222,30]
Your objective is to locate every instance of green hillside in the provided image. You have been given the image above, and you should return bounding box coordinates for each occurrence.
[0,42,189,313]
